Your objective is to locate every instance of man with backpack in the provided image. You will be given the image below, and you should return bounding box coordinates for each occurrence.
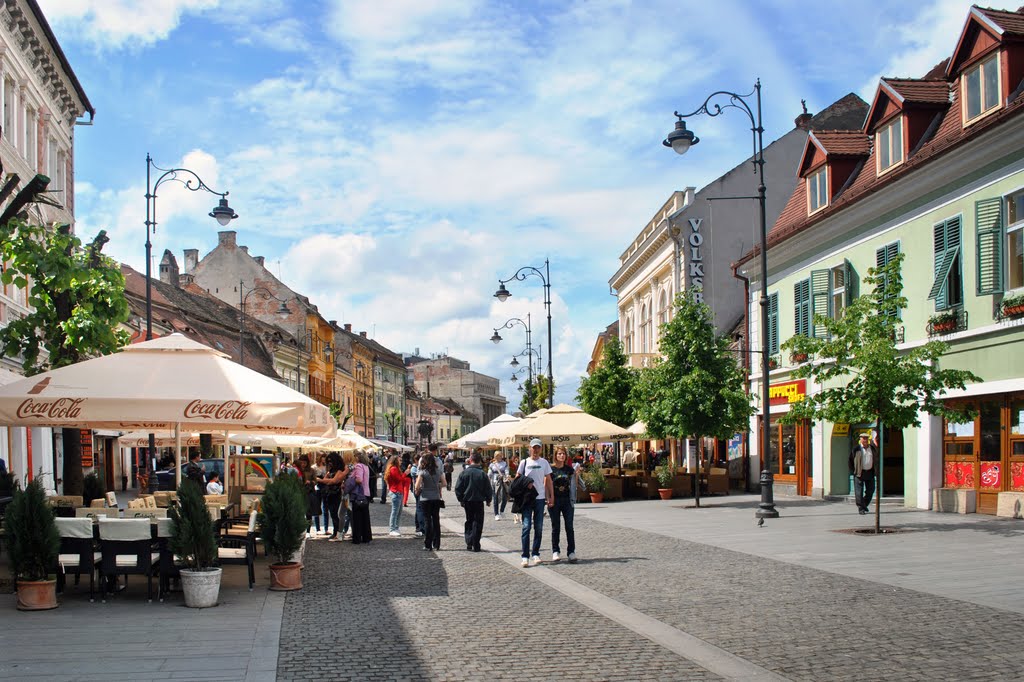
[513,439,553,567]
[454,452,493,552]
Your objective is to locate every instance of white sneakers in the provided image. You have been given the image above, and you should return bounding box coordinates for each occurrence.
[567,552,577,563]
[529,555,541,567]
[494,514,501,521]
[551,551,560,562]
[388,530,400,537]
[415,531,423,538]
[521,557,529,568]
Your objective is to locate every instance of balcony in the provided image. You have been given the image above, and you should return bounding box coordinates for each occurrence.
[627,353,661,369]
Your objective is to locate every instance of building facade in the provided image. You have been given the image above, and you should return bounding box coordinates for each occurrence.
[737,6,1024,512]
[407,354,507,426]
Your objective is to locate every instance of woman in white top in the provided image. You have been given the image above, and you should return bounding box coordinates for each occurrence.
[488,452,508,520]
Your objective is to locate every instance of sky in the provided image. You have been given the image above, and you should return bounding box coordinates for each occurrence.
[38,0,982,409]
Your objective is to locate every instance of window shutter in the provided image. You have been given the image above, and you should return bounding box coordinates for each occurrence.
[844,259,859,303]
[810,269,831,337]
[875,242,900,318]
[930,217,962,310]
[794,279,810,337]
[768,293,779,355]
[975,197,1004,295]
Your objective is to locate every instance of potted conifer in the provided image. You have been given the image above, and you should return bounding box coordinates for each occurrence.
[168,481,221,608]
[655,463,675,500]
[4,479,60,610]
[259,474,306,590]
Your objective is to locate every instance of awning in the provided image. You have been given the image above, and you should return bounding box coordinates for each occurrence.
[369,437,414,452]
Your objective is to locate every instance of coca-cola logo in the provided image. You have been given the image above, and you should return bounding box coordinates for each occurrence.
[183,399,251,421]
[16,397,84,420]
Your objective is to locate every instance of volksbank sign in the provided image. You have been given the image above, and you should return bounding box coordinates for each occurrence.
[687,217,704,302]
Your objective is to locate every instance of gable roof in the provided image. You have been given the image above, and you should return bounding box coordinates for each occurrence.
[947,6,1024,77]
[863,78,951,135]
[798,130,870,176]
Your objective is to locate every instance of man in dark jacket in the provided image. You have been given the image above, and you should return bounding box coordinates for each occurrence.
[185,452,205,489]
[851,432,877,515]
[454,452,493,552]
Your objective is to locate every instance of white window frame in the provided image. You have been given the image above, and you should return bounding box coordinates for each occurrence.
[807,166,828,214]
[23,104,35,169]
[1007,188,1024,291]
[962,52,1002,125]
[876,116,904,174]
[830,264,847,320]
[2,78,13,145]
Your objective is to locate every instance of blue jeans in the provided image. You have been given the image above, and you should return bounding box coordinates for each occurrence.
[549,497,575,554]
[492,483,507,513]
[389,491,402,532]
[521,498,547,558]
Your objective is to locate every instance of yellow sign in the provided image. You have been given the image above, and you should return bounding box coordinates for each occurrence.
[833,423,850,436]
[769,379,806,405]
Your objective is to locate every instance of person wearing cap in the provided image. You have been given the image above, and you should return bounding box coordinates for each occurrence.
[517,438,553,567]
[851,432,877,515]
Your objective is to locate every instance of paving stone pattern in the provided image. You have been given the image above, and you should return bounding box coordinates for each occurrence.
[277,503,718,682]
[483,512,1024,682]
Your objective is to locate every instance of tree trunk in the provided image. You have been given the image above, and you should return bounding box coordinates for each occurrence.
[874,417,882,534]
[694,437,701,508]
[61,428,83,496]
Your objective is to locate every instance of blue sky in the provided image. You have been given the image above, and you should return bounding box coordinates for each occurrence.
[40,0,980,408]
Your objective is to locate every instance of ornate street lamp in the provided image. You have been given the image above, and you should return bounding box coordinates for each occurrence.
[664,79,778,520]
[238,279,290,366]
[494,259,554,407]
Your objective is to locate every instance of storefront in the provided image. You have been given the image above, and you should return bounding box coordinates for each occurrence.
[942,392,1024,515]
[763,379,813,496]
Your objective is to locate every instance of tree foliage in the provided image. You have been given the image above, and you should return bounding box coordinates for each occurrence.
[329,402,352,431]
[169,479,218,571]
[383,408,402,440]
[576,336,637,427]
[518,374,554,413]
[0,218,130,496]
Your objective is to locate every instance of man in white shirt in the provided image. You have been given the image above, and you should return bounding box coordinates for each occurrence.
[518,438,553,567]
[205,472,223,495]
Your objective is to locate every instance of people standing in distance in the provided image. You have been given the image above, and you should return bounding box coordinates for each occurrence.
[517,439,553,567]
[851,432,877,515]
[348,452,373,544]
[488,452,509,521]
[185,451,205,489]
[415,453,446,551]
[295,456,319,539]
[205,471,223,495]
[548,447,581,563]
[455,452,493,552]
[314,454,329,537]
[443,450,455,491]
[384,455,411,537]
[316,452,347,541]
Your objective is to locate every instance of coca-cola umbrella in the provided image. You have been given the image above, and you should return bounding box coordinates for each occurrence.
[0,334,336,487]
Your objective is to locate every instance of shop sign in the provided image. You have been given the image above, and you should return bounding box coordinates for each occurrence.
[769,379,806,406]
[833,423,850,436]
[80,429,93,468]
[687,218,705,303]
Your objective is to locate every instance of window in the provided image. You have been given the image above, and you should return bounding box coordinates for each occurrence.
[929,217,963,311]
[963,53,1000,123]
[23,106,35,168]
[1004,191,1024,291]
[794,279,810,337]
[876,117,903,173]
[767,292,779,355]
[831,264,848,319]
[807,166,828,213]
[658,289,669,328]
[875,242,901,318]
[2,79,13,143]
[623,317,633,354]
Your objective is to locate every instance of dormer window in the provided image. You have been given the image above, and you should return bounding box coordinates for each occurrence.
[876,117,903,173]
[807,166,828,214]
[963,53,1001,124]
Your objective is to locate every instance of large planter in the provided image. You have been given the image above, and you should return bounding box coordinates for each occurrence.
[1002,304,1024,318]
[16,579,58,611]
[269,562,303,591]
[180,568,222,608]
[588,492,604,504]
[657,488,673,500]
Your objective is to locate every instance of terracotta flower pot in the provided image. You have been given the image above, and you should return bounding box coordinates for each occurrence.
[658,488,673,500]
[588,492,604,504]
[1003,304,1024,317]
[269,562,303,591]
[16,579,58,611]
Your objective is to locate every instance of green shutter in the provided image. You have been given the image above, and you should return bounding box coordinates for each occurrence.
[844,259,859,303]
[875,242,900,318]
[810,269,831,337]
[930,217,962,310]
[768,293,779,355]
[976,197,1004,295]
[794,279,810,337]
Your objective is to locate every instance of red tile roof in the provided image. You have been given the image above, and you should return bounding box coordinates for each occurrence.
[978,7,1024,36]
[881,78,951,105]
[809,131,871,156]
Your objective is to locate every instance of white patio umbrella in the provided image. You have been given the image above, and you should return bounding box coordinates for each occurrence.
[627,420,648,437]
[493,403,632,447]
[448,414,521,449]
[316,430,379,452]
[229,433,334,450]
[369,437,414,452]
[117,430,227,448]
[0,334,336,489]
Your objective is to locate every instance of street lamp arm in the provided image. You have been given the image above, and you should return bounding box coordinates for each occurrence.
[499,265,548,288]
[149,164,230,202]
[674,86,757,128]
[494,317,529,334]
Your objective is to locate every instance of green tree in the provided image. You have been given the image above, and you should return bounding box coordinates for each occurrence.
[577,337,637,427]
[0,218,130,496]
[329,401,353,430]
[633,291,753,507]
[518,374,555,413]
[781,253,979,532]
[383,408,402,441]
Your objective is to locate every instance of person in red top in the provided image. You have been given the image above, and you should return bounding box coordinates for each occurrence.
[384,455,411,536]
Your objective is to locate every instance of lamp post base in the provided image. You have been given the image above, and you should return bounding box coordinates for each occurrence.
[755,468,779,518]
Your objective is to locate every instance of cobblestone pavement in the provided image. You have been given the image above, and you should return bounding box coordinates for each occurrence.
[279,500,1024,681]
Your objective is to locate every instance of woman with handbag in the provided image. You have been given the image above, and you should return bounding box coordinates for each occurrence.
[347,451,374,544]
[316,452,347,542]
[488,452,508,521]
[415,453,446,551]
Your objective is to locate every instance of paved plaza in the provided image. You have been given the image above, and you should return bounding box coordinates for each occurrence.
[2,493,1023,680]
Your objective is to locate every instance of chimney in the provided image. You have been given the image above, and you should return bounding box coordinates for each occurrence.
[795,99,813,130]
[158,249,180,288]
[179,273,195,287]
[359,331,367,337]
[217,231,236,248]
[183,248,198,274]
[240,245,249,254]
[344,323,352,332]
[329,320,337,326]
[254,256,265,267]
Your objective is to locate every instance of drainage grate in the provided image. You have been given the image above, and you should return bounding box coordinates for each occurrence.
[833,527,915,535]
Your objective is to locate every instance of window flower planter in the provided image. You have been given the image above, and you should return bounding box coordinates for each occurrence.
[790,352,808,364]
[927,309,966,336]
[1000,295,1024,319]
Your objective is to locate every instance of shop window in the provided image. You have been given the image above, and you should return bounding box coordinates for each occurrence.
[876,117,903,173]
[1010,397,1024,456]
[962,53,1001,124]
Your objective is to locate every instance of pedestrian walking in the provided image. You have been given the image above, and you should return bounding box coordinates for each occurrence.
[379,450,391,504]
[443,451,455,491]
[851,432,877,515]
[348,452,373,544]
[314,454,329,535]
[296,456,321,538]
[516,439,552,567]
[508,454,521,523]
[488,452,509,520]
[415,453,446,551]
[454,452,493,552]
[384,455,410,536]
[367,452,379,502]
[316,452,347,541]
[548,446,580,563]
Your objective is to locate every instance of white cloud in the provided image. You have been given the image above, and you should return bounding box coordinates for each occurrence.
[38,0,220,49]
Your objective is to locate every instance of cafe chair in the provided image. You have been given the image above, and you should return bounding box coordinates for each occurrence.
[154,518,184,602]
[217,510,257,590]
[98,518,160,603]
[75,508,119,519]
[55,517,101,602]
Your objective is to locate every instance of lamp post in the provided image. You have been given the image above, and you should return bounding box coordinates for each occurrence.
[238,279,290,367]
[495,259,554,407]
[490,314,534,407]
[663,79,778,519]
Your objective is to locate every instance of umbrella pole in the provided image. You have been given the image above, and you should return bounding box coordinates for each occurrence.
[174,423,182,488]
[222,429,230,499]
